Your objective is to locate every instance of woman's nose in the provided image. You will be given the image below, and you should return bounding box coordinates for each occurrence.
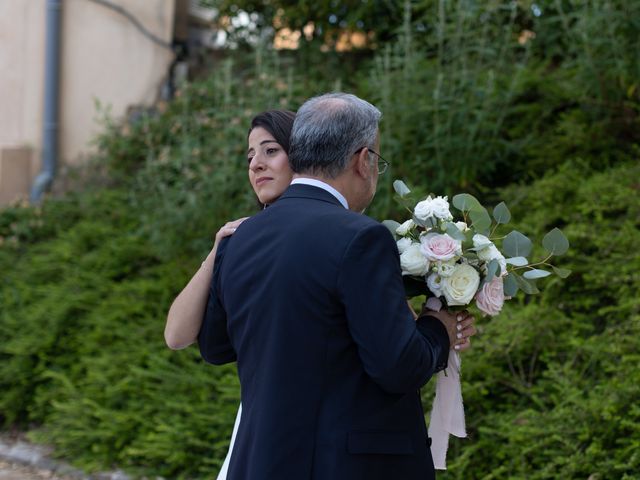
[249,154,265,171]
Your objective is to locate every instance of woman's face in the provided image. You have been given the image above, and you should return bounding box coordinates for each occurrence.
[247,127,293,205]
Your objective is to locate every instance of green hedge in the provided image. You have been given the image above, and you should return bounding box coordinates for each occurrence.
[438,159,640,479]
[0,189,241,477]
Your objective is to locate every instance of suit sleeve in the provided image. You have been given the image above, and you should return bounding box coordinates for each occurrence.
[337,223,449,393]
[198,238,237,365]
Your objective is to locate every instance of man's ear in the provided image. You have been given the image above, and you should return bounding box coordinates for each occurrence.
[353,148,372,179]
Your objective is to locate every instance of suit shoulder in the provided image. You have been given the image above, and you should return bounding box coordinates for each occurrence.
[328,208,384,231]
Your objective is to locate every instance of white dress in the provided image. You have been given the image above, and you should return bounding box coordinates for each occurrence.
[216,403,242,480]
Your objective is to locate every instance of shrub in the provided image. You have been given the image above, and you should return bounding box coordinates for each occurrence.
[437,159,640,479]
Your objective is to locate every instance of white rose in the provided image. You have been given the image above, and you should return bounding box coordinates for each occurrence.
[427,273,443,297]
[396,237,413,254]
[473,234,493,250]
[429,196,453,220]
[441,264,480,306]
[414,199,433,222]
[455,221,469,232]
[400,244,430,276]
[413,195,453,222]
[477,244,507,275]
[396,219,415,236]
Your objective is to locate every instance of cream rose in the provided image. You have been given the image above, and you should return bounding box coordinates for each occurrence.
[396,219,415,236]
[400,244,430,276]
[413,195,453,221]
[396,237,413,254]
[441,264,480,306]
[476,276,505,316]
[420,233,461,262]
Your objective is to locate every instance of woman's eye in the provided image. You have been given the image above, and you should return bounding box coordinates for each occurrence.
[247,155,254,164]
[266,148,278,155]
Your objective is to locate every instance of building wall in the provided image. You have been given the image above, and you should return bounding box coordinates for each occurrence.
[0,0,175,205]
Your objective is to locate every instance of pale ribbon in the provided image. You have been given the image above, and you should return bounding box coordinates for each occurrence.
[425,297,467,470]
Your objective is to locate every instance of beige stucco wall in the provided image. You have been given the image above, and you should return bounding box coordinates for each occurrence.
[0,0,175,205]
[0,1,45,179]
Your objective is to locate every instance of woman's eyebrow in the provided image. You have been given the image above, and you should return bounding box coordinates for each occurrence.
[247,140,277,154]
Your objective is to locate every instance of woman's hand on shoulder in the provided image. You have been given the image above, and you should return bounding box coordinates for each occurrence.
[214,217,249,244]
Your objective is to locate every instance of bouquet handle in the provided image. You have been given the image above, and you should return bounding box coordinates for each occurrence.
[426,298,467,470]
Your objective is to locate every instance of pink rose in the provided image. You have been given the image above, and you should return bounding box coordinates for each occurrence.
[420,233,461,262]
[475,276,505,316]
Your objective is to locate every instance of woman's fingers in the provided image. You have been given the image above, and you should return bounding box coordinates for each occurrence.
[454,311,477,352]
[215,217,249,241]
[455,337,471,351]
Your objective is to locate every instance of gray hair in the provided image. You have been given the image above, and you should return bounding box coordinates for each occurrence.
[288,92,382,179]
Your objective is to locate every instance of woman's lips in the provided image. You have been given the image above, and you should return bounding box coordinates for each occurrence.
[255,177,273,186]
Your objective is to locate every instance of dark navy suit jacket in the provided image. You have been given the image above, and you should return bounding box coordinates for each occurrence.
[199,184,449,480]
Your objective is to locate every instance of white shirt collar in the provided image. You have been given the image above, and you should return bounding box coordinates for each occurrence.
[290,178,349,209]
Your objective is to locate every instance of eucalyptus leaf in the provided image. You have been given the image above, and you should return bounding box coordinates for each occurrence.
[506,256,528,266]
[382,220,401,239]
[503,230,533,258]
[393,180,411,198]
[513,272,540,294]
[470,240,493,251]
[444,223,466,241]
[523,269,552,279]
[469,207,492,233]
[412,215,429,228]
[486,259,500,282]
[424,216,439,229]
[493,202,511,224]
[552,266,572,278]
[542,228,570,256]
[464,251,478,260]
[452,193,482,212]
[503,274,519,297]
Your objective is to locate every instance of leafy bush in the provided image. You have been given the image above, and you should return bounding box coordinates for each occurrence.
[366,0,640,202]
[0,188,242,477]
[437,159,640,479]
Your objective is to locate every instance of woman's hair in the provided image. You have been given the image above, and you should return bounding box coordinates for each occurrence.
[248,110,296,153]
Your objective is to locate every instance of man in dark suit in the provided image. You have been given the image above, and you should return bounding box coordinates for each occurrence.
[199,92,476,479]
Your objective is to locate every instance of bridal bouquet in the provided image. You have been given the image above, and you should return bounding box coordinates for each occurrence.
[384,180,570,470]
[383,180,570,315]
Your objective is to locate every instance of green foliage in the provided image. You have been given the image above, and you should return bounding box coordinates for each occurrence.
[365,0,639,214]
[435,159,640,479]
[0,188,241,478]
[200,0,405,47]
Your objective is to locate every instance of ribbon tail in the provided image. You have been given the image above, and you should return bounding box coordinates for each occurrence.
[428,351,466,470]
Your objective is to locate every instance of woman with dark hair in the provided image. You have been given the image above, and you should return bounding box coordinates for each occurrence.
[164,109,296,350]
[164,111,295,479]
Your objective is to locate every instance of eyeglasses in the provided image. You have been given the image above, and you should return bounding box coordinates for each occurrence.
[356,147,390,175]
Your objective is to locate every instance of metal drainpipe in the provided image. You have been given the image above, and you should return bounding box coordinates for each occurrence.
[31,0,62,204]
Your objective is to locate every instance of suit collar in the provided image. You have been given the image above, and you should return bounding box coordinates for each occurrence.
[279,183,345,208]
[290,178,349,208]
